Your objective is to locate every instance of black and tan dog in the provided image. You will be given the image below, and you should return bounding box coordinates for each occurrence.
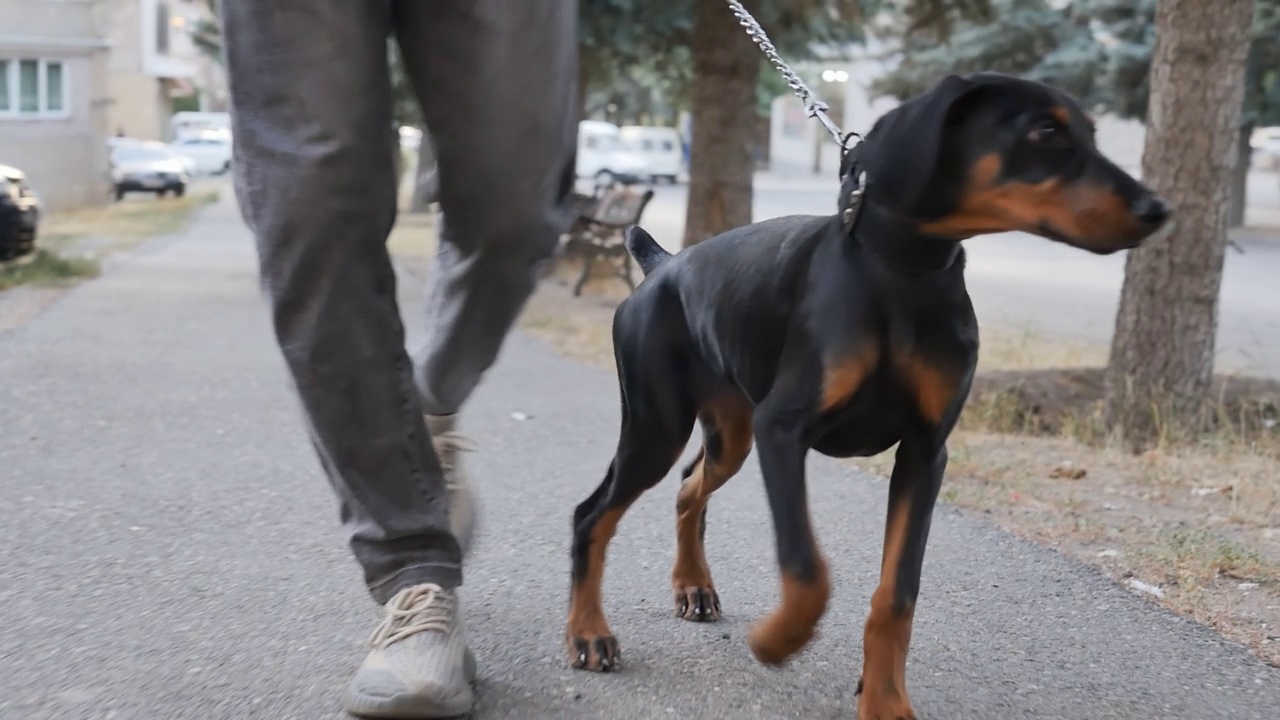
[565,72,1170,718]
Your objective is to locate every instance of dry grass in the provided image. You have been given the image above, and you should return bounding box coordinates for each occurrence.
[853,326,1280,666]
[975,323,1108,371]
[0,250,98,293]
[519,253,637,368]
[40,188,220,259]
[386,211,438,261]
[0,189,219,305]
[875,430,1280,666]
[485,251,1280,667]
[384,211,633,369]
[521,280,621,368]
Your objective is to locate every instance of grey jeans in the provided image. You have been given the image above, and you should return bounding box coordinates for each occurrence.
[220,0,579,602]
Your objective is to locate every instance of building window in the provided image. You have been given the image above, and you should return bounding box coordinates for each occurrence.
[157,2,171,55]
[0,58,69,118]
[46,62,64,113]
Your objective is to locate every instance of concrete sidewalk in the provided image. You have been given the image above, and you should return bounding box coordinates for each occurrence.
[2,193,1278,719]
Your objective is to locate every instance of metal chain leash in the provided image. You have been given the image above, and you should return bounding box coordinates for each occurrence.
[724,0,851,150]
[726,0,866,221]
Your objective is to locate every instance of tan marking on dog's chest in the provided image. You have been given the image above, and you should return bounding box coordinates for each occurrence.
[894,355,958,426]
[820,346,879,412]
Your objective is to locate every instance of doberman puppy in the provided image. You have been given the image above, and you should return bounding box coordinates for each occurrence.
[565,72,1170,718]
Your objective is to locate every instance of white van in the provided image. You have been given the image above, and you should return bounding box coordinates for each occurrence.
[1251,126,1280,169]
[577,120,649,185]
[619,125,684,184]
[169,111,231,141]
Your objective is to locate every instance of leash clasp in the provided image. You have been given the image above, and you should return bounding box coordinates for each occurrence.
[840,131,864,159]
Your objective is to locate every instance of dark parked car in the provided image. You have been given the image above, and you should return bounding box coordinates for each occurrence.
[0,164,39,262]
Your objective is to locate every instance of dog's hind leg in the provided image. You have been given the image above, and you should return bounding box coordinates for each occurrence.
[671,391,754,622]
[566,373,696,672]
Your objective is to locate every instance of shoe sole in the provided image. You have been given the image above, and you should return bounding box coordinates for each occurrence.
[342,648,477,719]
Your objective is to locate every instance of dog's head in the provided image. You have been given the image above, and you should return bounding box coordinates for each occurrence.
[855,72,1170,254]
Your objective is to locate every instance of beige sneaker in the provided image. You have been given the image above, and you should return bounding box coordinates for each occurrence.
[341,584,476,718]
[425,414,478,556]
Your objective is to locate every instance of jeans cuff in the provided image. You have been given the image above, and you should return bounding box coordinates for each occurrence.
[368,561,463,604]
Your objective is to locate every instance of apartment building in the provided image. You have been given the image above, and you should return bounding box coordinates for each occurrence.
[0,0,113,210]
[99,0,227,142]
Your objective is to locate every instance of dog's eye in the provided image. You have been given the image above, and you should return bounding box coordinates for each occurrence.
[1027,121,1071,149]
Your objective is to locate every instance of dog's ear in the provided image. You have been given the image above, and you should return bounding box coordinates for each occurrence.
[858,73,998,218]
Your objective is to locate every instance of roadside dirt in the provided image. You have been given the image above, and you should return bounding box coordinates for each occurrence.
[0,190,220,333]
[0,286,67,334]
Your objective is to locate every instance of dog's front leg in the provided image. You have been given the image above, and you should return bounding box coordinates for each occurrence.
[856,437,946,720]
[745,411,830,666]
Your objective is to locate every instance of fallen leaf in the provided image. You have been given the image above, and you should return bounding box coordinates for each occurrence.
[1049,462,1087,480]
[1191,485,1233,497]
[1126,577,1165,599]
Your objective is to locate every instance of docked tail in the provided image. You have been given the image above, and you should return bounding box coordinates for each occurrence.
[624,225,672,277]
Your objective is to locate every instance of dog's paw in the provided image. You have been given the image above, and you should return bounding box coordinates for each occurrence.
[855,677,916,719]
[566,632,622,672]
[674,585,721,622]
[745,602,821,667]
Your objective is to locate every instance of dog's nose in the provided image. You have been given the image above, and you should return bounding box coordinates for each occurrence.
[1132,195,1171,226]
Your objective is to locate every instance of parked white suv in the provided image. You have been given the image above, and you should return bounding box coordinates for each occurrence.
[619,125,684,184]
[110,142,190,200]
[1251,127,1280,170]
[576,120,649,185]
[170,131,233,176]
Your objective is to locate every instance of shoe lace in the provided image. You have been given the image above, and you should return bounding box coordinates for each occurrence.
[368,584,455,648]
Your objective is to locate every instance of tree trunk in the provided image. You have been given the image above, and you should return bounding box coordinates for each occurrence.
[577,57,591,121]
[756,114,771,172]
[1103,0,1257,449]
[409,132,438,213]
[682,0,761,248]
[1227,121,1253,228]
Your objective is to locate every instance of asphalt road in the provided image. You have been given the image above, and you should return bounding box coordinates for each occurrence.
[640,168,1280,377]
[2,192,1279,719]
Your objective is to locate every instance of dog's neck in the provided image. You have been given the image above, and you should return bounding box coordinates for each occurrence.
[848,199,962,277]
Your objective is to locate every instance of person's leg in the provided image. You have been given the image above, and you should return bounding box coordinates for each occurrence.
[395,0,579,416]
[391,0,579,557]
[220,1,472,716]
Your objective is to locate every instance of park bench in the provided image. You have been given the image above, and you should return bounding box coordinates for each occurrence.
[561,183,655,296]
